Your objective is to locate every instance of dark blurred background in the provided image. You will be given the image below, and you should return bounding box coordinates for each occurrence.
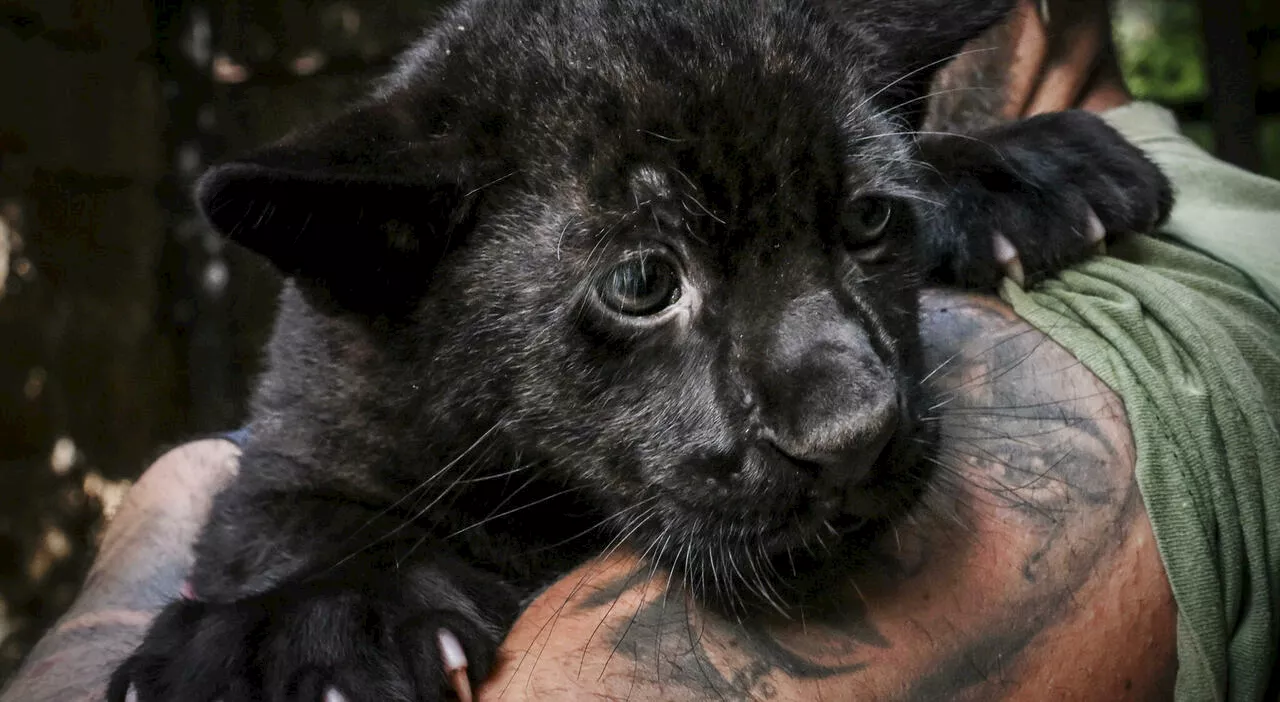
[0,0,1276,685]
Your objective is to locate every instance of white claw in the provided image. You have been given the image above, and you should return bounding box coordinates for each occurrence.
[125,686,139,702]
[323,687,348,702]
[992,232,1018,264]
[1085,209,1108,255]
[1086,208,1106,244]
[991,233,1026,287]
[437,628,474,702]
[436,628,468,671]
[1085,208,1105,244]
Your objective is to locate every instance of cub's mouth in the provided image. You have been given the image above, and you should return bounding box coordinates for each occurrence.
[653,403,920,559]
[639,415,927,613]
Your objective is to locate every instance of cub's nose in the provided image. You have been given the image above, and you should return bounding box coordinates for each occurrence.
[751,292,900,485]
[762,379,898,485]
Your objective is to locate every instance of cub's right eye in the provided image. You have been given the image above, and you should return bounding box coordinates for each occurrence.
[596,256,682,317]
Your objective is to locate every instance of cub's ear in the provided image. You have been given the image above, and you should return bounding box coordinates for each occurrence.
[196,100,485,312]
[823,0,1017,119]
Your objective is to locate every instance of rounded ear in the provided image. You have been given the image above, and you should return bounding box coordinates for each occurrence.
[822,0,1017,122]
[196,101,485,312]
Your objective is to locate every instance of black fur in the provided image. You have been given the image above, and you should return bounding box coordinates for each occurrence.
[110,0,1171,700]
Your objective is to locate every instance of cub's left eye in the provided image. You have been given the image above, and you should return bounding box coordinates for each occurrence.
[597,256,682,316]
[843,195,895,248]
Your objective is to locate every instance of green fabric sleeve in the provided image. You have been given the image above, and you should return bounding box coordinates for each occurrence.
[1103,103,1280,311]
[998,103,1280,701]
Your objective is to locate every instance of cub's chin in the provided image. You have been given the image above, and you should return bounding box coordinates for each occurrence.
[640,423,930,611]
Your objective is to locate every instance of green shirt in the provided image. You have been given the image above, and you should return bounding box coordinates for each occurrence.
[1001,102,1280,701]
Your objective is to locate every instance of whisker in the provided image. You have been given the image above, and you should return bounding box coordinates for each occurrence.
[463,170,519,198]
[455,486,587,542]
[850,46,1000,116]
[323,421,505,572]
[637,129,685,143]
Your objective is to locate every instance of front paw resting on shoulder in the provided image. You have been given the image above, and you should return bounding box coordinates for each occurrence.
[917,109,1174,288]
[108,557,520,702]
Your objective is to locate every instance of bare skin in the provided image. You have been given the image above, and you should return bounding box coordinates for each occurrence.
[484,291,1176,701]
[0,290,1178,702]
[1,2,1183,700]
[479,8,1180,700]
[0,441,239,702]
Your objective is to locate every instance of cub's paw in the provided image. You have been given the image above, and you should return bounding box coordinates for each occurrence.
[918,109,1174,288]
[108,564,518,702]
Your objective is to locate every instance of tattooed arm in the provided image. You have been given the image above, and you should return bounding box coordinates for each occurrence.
[0,441,239,702]
[0,291,1177,702]
[483,291,1178,702]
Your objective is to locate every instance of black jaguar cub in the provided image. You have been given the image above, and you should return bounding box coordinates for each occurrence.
[110,0,1171,699]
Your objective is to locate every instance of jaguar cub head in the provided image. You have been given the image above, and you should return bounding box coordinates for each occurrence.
[201,0,1013,601]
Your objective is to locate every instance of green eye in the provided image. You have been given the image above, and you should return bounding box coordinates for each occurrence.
[597,256,681,316]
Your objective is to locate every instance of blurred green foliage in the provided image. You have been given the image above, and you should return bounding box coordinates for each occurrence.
[1248,0,1280,90]
[1115,0,1208,102]
[1114,0,1280,177]
[1261,119,1280,178]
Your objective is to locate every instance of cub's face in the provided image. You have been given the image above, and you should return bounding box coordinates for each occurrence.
[444,108,929,576]
[200,0,1011,601]
[405,7,934,593]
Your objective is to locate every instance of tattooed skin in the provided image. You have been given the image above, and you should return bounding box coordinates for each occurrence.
[1,291,1178,702]
[484,291,1177,701]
